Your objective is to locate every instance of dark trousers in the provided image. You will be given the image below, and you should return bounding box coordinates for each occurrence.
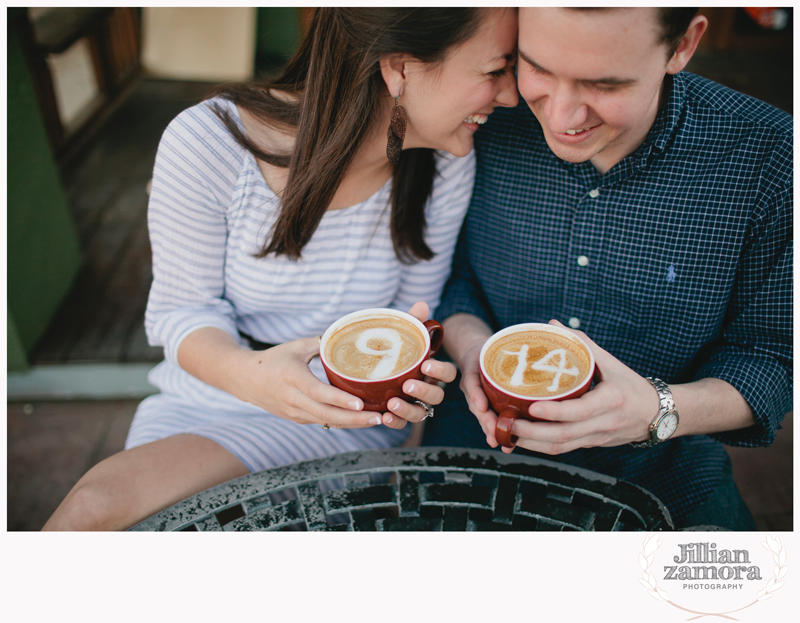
[422,374,756,531]
[676,455,756,530]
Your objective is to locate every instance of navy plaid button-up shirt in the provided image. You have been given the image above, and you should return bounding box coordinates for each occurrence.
[436,72,792,521]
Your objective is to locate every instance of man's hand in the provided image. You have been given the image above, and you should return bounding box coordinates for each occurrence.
[507,321,659,454]
[456,320,658,453]
[490,320,756,454]
[456,341,496,441]
[442,313,498,446]
[448,316,756,454]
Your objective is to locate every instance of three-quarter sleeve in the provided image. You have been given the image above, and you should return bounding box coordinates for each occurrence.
[144,103,244,365]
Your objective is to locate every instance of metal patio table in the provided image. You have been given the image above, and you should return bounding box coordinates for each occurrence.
[130,447,674,532]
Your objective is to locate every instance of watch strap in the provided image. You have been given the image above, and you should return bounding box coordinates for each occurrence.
[629,377,677,448]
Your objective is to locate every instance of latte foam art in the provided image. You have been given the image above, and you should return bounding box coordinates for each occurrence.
[503,345,580,392]
[356,328,403,380]
[483,330,591,398]
[324,316,426,380]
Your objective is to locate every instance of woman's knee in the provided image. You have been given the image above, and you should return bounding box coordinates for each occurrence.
[44,436,247,531]
[44,470,130,531]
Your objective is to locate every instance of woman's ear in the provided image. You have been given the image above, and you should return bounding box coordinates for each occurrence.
[379,53,411,98]
[666,15,708,74]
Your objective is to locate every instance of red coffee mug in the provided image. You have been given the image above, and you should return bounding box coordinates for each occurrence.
[479,323,596,448]
[320,308,444,412]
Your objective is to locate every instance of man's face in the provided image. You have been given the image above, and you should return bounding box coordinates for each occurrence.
[517,8,675,174]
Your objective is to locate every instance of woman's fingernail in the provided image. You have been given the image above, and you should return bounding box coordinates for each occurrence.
[408,382,418,393]
[423,362,433,374]
[385,414,394,424]
[348,400,362,411]
[369,416,382,426]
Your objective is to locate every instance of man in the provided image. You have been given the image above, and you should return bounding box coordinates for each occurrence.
[423,8,792,530]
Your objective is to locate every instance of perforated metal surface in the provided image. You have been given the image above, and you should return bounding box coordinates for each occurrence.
[130,448,674,532]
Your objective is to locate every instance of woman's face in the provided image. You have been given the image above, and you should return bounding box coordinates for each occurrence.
[400,9,519,157]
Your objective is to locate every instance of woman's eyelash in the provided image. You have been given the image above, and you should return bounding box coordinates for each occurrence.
[490,68,507,78]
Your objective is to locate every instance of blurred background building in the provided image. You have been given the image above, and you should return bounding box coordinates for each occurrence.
[6,7,793,530]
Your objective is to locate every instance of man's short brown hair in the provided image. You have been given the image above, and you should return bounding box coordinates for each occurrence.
[570,7,699,58]
[659,8,700,57]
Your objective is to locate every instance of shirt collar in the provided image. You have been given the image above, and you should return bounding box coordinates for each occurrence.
[645,72,684,156]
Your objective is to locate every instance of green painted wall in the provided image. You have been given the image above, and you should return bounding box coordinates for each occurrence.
[255,7,301,74]
[7,10,82,371]
[7,307,28,372]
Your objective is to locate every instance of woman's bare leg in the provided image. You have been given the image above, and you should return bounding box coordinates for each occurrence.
[42,434,249,531]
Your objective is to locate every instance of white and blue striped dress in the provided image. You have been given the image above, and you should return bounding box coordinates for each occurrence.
[125,97,475,472]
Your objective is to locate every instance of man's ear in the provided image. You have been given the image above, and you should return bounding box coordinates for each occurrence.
[379,53,412,98]
[666,15,708,74]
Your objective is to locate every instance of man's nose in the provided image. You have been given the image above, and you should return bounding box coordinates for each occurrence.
[545,84,588,133]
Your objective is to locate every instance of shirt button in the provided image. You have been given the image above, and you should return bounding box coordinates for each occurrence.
[589,188,600,198]
[568,317,581,329]
[577,255,589,267]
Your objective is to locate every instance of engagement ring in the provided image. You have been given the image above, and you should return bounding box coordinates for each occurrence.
[322,423,330,430]
[413,400,434,420]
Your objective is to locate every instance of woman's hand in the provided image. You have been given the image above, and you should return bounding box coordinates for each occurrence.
[379,301,457,430]
[178,327,383,429]
[238,338,391,428]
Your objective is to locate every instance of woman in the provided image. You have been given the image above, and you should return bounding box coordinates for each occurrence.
[44,7,518,530]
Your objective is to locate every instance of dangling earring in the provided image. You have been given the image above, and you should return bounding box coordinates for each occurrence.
[386,95,407,165]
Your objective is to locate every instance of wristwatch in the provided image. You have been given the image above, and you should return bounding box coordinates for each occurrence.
[629,377,679,448]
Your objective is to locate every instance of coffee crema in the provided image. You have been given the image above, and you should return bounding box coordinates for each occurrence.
[324,316,426,380]
[483,330,591,397]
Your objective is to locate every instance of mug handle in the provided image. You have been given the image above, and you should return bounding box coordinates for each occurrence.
[423,319,444,356]
[495,407,520,448]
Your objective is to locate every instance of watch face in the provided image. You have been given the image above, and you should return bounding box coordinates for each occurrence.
[656,413,679,440]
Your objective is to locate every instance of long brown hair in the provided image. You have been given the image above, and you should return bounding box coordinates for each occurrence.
[207,8,485,262]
